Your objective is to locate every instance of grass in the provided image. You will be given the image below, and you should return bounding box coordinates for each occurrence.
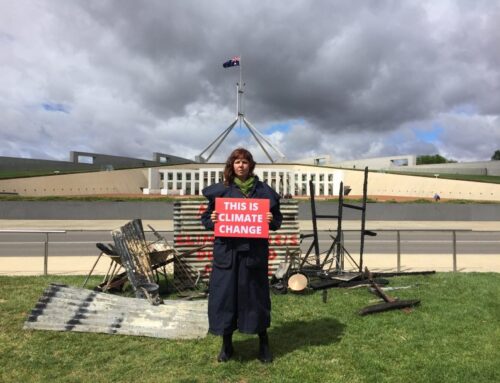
[0,194,203,202]
[3,167,500,184]
[1,273,499,382]
[315,197,500,204]
[0,169,102,180]
[0,165,168,180]
[1,194,498,204]
[382,170,500,184]
[435,173,500,183]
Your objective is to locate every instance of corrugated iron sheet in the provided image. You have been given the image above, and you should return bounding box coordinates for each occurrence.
[173,199,300,281]
[24,284,208,339]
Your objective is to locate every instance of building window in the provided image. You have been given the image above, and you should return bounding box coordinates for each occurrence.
[77,155,94,164]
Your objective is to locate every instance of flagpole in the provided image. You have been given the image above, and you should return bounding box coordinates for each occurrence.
[238,55,244,129]
[239,55,243,118]
[239,54,242,101]
[197,55,286,163]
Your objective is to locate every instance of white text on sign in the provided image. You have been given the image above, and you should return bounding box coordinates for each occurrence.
[215,197,269,239]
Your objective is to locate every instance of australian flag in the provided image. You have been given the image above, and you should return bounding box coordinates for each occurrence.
[222,56,240,68]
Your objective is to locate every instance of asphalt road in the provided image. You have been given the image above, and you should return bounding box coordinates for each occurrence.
[1,200,499,259]
[2,200,500,220]
[1,230,498,259]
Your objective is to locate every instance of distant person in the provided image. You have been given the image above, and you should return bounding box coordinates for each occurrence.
[433,193,441,202]
[201,148,282,363]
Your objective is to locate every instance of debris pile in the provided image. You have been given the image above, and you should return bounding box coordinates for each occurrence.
[24,283,208,339]
[270,167,430,314]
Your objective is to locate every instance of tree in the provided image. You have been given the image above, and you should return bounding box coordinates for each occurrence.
[492,150,500,160]
[416,154,456,165]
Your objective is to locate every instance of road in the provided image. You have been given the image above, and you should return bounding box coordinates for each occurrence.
[2,200,499,274]
[1,230,499,258]
[2,200,500,220]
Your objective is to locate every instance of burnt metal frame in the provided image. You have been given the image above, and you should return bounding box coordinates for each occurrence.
[148,224,209,293]
[300,167,375,274]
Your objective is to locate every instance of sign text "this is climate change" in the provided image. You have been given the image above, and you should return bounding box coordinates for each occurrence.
[215,198,269,238]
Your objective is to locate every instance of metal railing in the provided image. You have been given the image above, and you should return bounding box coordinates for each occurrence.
[299,228,486,273]
[0,229,164,276]
[0,228,498,274]
[0,229,66,275]
[383,229,469,272]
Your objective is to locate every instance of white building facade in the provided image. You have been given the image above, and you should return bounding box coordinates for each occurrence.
[144,164,345,197]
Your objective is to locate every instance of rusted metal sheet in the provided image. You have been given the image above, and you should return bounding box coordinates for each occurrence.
[173,199,300,281]
[24,284,208,339]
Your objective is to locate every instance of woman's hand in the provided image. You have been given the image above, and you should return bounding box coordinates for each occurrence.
[211,211,218,223]
[266,212,273,223]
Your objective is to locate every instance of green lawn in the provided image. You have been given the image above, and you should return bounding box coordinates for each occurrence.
[0,194,199,202]
[1,273,499,383]
[433,173,500,183]
[1,194,498,204]
[0,169,99,180]
[383,170,500,184]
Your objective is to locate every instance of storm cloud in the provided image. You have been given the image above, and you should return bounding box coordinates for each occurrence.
[1,0,499,163]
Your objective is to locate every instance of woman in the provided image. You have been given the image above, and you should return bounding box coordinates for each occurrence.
[201,148,282,363]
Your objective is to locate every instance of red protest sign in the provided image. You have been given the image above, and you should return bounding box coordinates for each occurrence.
[214,198,270,238]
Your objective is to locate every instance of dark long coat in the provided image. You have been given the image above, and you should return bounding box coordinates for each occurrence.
[201,177,282,335]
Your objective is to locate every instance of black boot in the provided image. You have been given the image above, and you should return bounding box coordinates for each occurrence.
[258,331,273,363]
[217,333,234,362]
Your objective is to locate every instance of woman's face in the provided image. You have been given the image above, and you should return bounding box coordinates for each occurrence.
[233,157,250,180]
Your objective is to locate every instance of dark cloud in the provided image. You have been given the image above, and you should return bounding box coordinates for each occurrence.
[0,0,499,162]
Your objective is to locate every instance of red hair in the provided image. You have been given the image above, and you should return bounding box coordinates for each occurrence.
[223,148,256,186]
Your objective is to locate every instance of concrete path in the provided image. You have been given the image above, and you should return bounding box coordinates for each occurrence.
[1,220,499,275]
[2,219,500,231]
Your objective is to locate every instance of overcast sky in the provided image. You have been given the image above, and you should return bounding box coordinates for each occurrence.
[1,0,499,163]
